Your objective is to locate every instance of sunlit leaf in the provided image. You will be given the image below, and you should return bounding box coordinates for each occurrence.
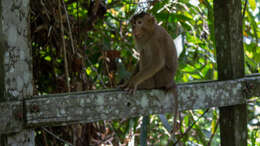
[255,53,260,63]
[86,67,92,75]
[107,0,112,4]
[44,56,51,62]
[211,110,218,134]
[182,64,195,72]
[191,74,201,79]
[95,63,99,68]
[249,0,256,10]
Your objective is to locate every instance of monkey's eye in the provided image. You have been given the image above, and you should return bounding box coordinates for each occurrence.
[137,20,142,25]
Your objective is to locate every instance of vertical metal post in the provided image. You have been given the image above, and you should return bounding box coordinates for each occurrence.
[214,0,247,145]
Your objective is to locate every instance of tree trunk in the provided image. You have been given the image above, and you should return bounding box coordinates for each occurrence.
[214,0,247,145]
[0,0,35,145]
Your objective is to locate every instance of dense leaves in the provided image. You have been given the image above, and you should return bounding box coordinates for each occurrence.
[31,0,260,145]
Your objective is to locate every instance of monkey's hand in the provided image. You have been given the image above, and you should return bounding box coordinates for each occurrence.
[123,79,138,95]
[119,80,131,89]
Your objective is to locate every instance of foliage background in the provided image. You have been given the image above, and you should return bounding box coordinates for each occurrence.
[30,0,260,145]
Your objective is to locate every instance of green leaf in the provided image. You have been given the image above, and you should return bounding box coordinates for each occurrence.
[211,110,218,134]
[182,64,195,72]
[44,56,51,62]
[250,129,257,145]
[184,114,189,126]
[107,0,112,4]
[255,52,260,63]
[86,67,92,75]
[72,2,77,8]
[249,0,256,10]
[191,74,201,79]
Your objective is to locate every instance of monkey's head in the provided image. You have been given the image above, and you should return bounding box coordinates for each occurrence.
[130,12,156,39]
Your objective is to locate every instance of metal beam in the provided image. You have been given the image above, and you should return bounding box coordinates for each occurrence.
[1,75,259,134]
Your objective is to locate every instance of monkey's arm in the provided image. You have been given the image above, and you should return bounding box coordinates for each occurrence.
[132,62,140,76]
[132,58,164,85]
[126,47,165,93]
[119,63,139,88]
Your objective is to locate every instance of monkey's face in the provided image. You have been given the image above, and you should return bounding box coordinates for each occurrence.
[130,14,156,39]
[131,18,145,38]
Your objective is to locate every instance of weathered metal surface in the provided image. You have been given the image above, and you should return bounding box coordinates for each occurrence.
[24,77,252,128]
[2,0,32,100]
[214,0,247,145]
[178,80,245,110]
[0,0,35,145]
[0,101,23,134]
[1,75,260,134]
[25,89,175,127]
[242,75,260,98]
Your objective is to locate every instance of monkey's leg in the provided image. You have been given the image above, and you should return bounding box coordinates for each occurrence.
[137,78,155,89]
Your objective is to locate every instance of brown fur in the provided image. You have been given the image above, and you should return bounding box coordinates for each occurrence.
[121,12,178,93]
[121,12,179,139]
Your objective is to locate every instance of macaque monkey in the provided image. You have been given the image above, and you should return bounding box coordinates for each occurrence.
[120,12,178,135]
[121,12,178,95]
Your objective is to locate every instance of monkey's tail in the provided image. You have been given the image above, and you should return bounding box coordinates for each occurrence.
[172,87,178,135]
[168,83,178,144]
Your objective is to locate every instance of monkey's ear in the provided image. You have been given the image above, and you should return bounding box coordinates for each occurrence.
[147,15,156,24]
